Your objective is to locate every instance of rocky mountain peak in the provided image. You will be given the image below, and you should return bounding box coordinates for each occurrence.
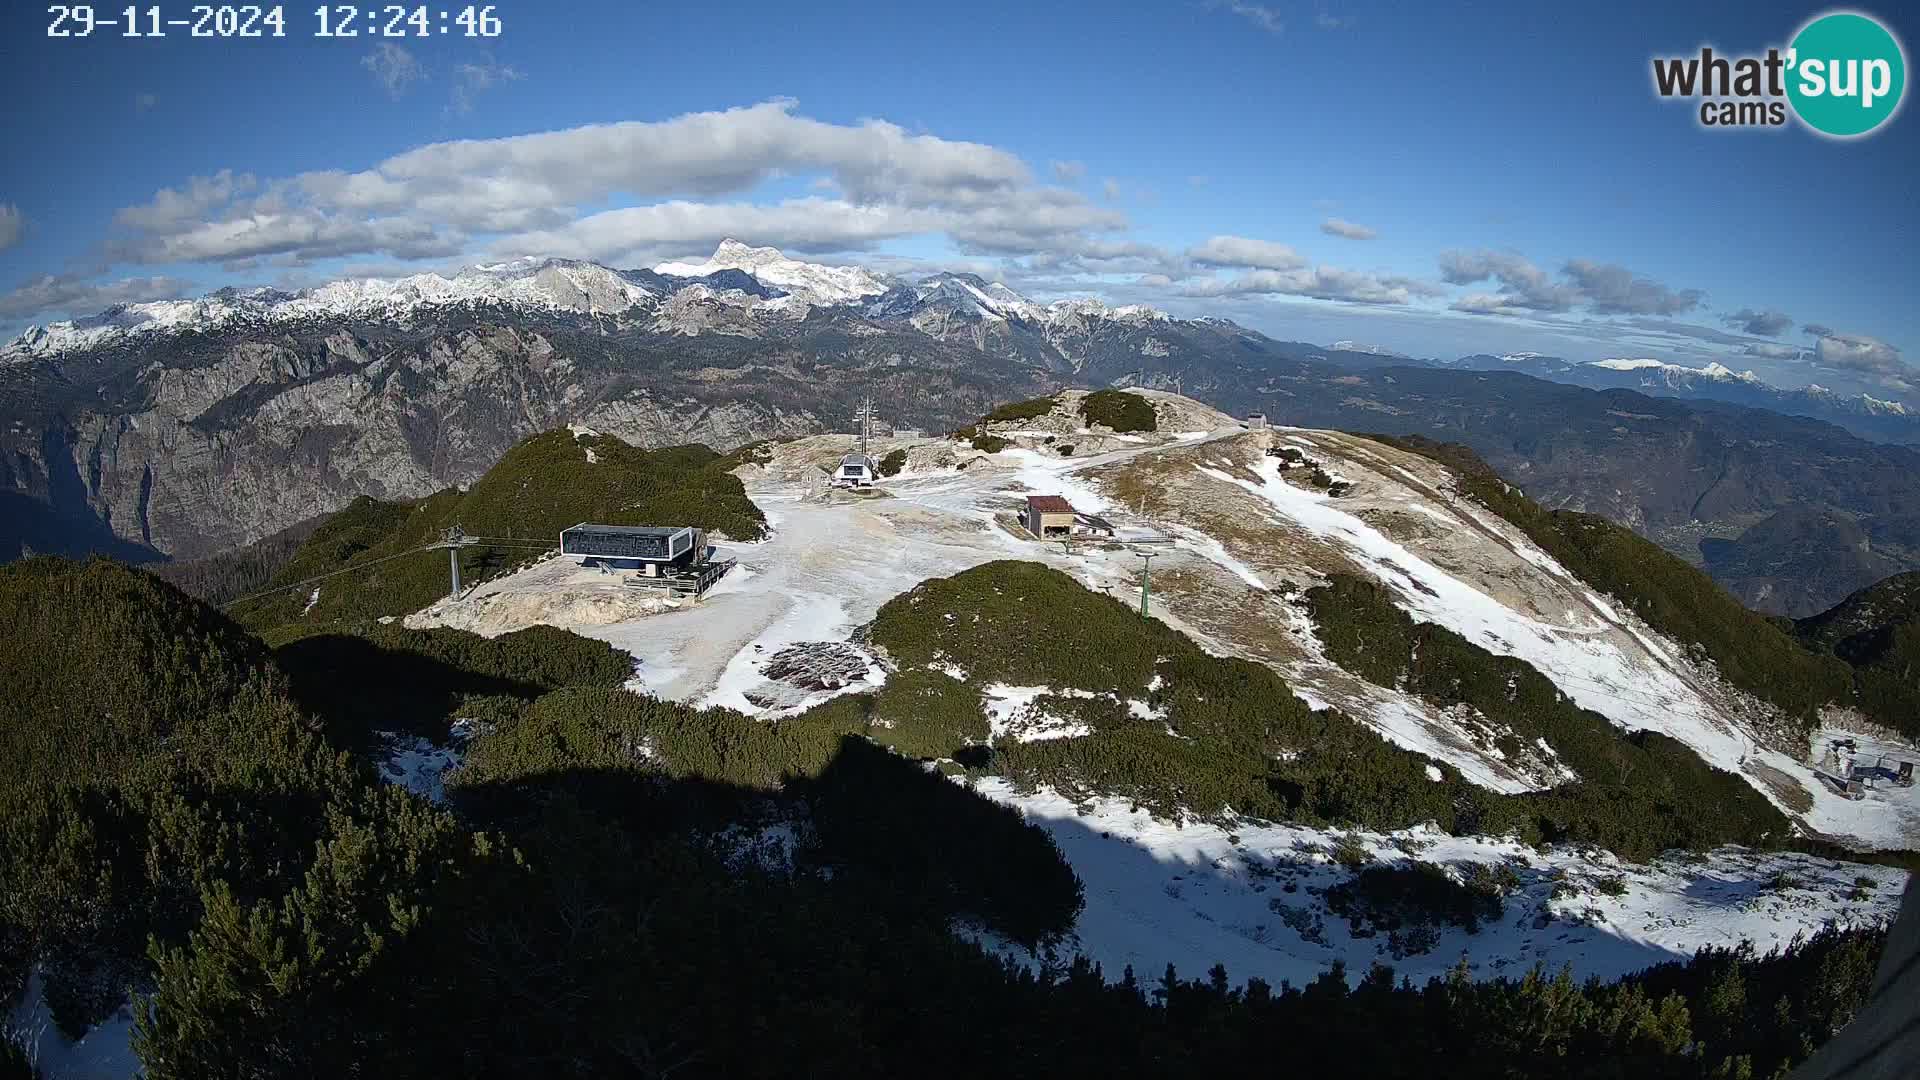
[654,239,890,306]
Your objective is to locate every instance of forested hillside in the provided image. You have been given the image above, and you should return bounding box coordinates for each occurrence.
[1797,572,1920,740]
[147,515,325,607]
[0,556,1901,1078]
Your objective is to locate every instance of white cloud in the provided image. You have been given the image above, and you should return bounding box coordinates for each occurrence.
[1440,249,1580,312]
[126,212,468,265]
[1215,2,1284,33]
[0,273,194,320]
[373,101,1030,208]
[0,205,23,252]
[362,43,426,99]
[1014,237,1193,280]
[115,170,257,233]
[104,101,1079,269]
[499,198,936,264]
[79,101,1143,307]
[450,57,522,114]
[1562,258,1703,316]
[1441,249,1701,316]
[1809,329,1912,391]
[1320,216,1376,240]
[1180,266,1432,305]
[1449,292,1528,316]
[1721,307,1793,336]
[1187,234,1306,270]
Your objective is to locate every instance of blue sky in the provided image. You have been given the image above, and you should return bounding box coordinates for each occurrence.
[0,0,1915,396]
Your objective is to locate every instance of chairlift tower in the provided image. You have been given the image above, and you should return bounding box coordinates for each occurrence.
[429,524,481,599]
[856,394,875,454]
[1136,550,1159,618]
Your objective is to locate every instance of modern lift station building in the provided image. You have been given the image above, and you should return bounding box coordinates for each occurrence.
[560,524,706,572]
[832,452,878,488]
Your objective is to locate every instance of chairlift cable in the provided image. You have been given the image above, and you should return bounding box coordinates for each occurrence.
[218,544,438,609]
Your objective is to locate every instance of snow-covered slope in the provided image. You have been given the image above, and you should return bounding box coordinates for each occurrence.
[966,782,1903,991]
[1080,427,1920,849]
[653,238,889,306]
[1818,388,1912,416]
[879,272,1045,322]
[378,396,1912,1000]
[2,258,660,359]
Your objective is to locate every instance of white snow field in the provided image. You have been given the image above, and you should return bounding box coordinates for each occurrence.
[4,971,141,1080]
[386,404,1915,993]
[964,781,1905,989]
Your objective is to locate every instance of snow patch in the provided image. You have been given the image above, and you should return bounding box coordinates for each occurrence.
[981,684,1096,743]
[1172,527,1268,590]
[4,969,140,1080]
[964,779,1907,992]
[376,720,474,804]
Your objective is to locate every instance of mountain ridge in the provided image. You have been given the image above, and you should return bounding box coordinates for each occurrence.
[1443,351,1917,441]
[3,241,1182,362]
[5,241,1920,616]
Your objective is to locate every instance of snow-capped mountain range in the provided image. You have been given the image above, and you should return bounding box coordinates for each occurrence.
[4,257,663,359]
[1327,340,1411,359]
[2,240,1178,361]
[1439,350,1913,434]
[1588,357,1767,386]
[1577,357,1917,418]
[13,239,1906,429]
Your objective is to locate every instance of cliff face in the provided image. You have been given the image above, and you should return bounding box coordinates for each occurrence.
[1,323,828,560]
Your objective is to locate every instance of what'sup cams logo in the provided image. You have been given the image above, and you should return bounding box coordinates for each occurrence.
[1652,10,1907,137]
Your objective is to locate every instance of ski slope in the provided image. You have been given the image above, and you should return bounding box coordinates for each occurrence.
[387,412,1916,998]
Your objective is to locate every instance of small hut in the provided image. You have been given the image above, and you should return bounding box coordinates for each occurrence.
[1024,495,1077,538]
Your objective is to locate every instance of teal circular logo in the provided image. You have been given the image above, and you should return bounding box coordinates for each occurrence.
[1787,12,1907,137]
